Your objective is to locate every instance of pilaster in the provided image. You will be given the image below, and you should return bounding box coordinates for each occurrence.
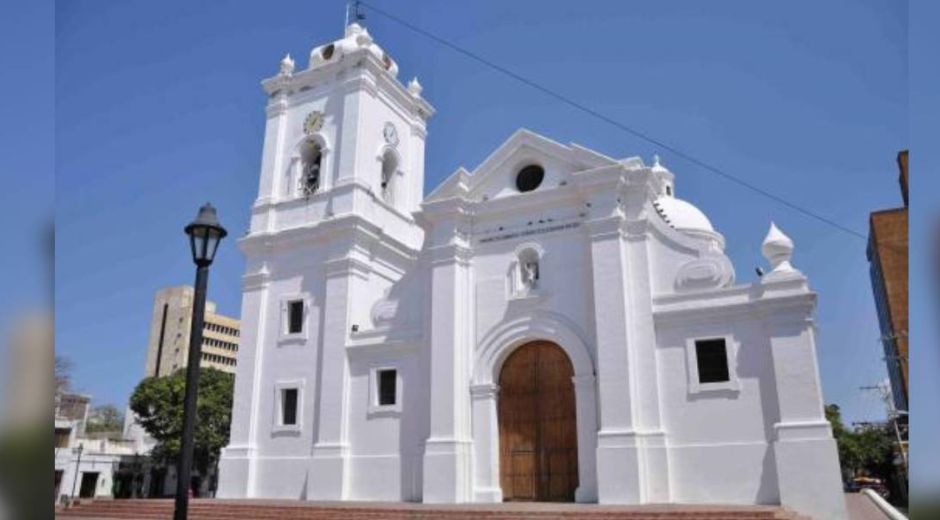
[470,383,502,503]
[307,251,369,500]
[622,215,670,503]
[763,293,847,519]
[422,240,474,503]
[334,75,365,187]
[251,92,290,234]
[406,123,427,215]
[585,209,642,503]
[216,264,271,498]
[572,375,599,503]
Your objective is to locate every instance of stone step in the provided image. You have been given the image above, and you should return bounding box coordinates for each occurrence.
[57,499,806,520]
[60,512,783,519]
[60,510,783,518]
[58,512,791,518]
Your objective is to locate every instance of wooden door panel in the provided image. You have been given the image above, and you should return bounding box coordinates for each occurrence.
[511,451,537,500]
[498,341,578,502]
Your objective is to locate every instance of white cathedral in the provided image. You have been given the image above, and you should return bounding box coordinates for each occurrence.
[217,24,847,519]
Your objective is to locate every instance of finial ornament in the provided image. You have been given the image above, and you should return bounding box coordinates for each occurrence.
[651,154,667,172]
[279,53,295,76]
[407,77,423,96]
[762,222,796,274]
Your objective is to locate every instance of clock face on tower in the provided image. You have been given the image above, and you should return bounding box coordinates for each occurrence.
[303,111,324,135]
[383,122,399,147]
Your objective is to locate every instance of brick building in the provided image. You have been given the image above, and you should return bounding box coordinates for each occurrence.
[867,150,909,412]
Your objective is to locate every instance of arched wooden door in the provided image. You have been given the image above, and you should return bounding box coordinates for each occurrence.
[498,341,578,502]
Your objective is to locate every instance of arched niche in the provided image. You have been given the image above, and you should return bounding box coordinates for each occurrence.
[285,133,331,199]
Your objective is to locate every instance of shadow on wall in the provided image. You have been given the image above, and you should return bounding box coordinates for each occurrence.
[738,326,782,505]
[680,324,782,505]
[378,265,428,501]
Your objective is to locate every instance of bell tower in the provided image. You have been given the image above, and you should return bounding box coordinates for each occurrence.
[249,23,434,249]
[218,23,433,502]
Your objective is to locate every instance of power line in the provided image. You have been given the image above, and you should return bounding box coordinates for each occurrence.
[358,1,871,241]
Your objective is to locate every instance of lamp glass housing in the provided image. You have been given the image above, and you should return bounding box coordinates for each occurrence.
[184,203,227,266]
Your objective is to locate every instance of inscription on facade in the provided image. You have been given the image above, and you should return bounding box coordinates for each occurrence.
[479,222,580,244]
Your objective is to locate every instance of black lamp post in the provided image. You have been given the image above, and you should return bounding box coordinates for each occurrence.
[69,443,84,505]
[175,203,227,520]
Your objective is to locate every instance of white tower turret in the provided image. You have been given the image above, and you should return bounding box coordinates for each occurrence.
[218,24,434,502]
[248,23,434,249]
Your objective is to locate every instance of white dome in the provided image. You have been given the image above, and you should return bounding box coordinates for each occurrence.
[653,196,714,233]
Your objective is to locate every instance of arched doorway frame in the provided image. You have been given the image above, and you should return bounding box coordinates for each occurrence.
[470,312,598,503]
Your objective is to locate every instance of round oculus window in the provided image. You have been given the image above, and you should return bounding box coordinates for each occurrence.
[515,165,545,192]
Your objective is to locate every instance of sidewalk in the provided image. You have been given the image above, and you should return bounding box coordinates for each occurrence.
[845,492,895,520]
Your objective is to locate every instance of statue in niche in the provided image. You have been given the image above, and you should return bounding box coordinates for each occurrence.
[520,258,539,290]
[298,140,322,198]
[301,154,321,196]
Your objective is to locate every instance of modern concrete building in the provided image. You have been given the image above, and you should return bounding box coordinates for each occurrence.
[217,23,847,520]
[105,285,241,501]
[867,150,909,413]
[143,286,240,377]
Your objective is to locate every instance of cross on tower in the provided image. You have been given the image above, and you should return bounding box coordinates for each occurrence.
[345,0,366,27]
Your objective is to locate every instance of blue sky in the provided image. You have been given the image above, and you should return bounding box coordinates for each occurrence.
[0,1,53,330]
[52,0,908,459]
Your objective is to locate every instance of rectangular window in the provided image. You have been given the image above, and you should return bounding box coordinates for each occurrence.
[281,388,298,426]
[287,300,304,334]
[55,428,70,448]
[695,339,730,383]
[378,369,397,406]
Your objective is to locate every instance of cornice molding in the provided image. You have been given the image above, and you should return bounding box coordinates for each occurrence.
[242,269,271,291]
[239,213,418,264]
[262,50,434,123]
[427,242,473,267]
[654,284,816,326]
[346,329,423,355]
[584,215,624,240]
[323,255,372,280]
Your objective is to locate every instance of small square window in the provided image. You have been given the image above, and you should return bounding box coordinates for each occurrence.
[378,369,397,406]
[695,339,730,384]
[281,388,298,426]
[287,300,304,334]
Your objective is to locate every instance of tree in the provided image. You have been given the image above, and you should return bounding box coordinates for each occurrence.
[86,404,125,434]
[827,404,863,479]
[55,355,72,395]
[826,403,900,492]
[854,423,895,480]
[129,368,234,480]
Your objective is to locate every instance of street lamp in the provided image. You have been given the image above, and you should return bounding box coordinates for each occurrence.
[175,203,227,520]
[69,443,84,506]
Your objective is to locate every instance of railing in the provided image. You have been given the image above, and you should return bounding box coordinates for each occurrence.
[862,488,908,520]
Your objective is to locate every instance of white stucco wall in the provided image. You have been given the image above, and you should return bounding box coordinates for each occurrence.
[218,23,847,520]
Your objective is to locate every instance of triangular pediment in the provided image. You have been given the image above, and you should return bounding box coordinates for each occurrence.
[425,129,621,203]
